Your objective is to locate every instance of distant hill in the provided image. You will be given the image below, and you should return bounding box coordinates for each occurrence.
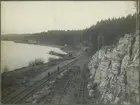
[1,30,84,46]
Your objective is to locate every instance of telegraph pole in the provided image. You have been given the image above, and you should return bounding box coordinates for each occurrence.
[136,0,139,31]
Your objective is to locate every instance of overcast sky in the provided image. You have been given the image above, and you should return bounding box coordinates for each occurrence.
[1,1,136,34]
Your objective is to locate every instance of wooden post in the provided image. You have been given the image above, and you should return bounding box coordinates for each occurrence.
[136,0,139,31]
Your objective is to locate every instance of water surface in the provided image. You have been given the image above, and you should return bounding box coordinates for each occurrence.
[1,41,66,72]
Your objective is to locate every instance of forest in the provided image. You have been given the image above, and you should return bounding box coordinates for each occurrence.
[1,14,137,52]
[83,14,136,53]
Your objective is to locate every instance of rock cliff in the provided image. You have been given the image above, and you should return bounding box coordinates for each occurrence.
[87,30,139,105]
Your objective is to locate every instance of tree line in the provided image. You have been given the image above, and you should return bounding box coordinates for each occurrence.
[1,30,83,46]
[83,14,136,53]
[1,14,136,51]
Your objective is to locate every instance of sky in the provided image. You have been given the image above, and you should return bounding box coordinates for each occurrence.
[1,1,136,34]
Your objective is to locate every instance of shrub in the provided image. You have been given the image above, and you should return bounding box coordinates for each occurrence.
[3,66,8,73]
[28,58,44,66]
[48,57,56,63]
[2,67,16,89]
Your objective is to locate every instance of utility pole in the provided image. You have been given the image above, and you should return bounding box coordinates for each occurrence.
[98,35,100,51]
[136,0,140,102]
[136,0,139,31]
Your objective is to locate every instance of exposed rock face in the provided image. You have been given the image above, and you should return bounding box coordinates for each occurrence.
[88,30,139,105]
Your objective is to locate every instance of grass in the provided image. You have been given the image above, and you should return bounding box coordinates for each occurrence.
[1,66,17,95]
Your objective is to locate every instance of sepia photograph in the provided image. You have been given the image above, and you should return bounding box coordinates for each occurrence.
[1,1,139,105]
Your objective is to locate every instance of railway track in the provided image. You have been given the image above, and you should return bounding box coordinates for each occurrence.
[75,64,87,104]
[2,56,81,104]
[57,71,72,104]
[76,81,85,104]
[41,69,72,104]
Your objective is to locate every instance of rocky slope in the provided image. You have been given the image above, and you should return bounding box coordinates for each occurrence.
[87,30,139,105]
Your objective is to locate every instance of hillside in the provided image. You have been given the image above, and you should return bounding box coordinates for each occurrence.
[1,30,84,46]
[83,14,136,53]
[87,30,139,104]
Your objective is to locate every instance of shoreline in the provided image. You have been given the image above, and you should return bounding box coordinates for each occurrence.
[1,40,79,52]
[1,40,69,73]
[1,42,79,98]
[1,40,64,49]
[1,56,72,97]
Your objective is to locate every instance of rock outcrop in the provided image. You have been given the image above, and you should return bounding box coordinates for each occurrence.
[87,30,139,105]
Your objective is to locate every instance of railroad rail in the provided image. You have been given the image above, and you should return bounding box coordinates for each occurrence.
[42,69,72,104]
[2,55,81,104]
[76,81,85,104]
[75,64,87,104]
[57,72,72,104]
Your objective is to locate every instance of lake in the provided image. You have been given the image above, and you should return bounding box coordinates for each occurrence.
[1,41,66,72]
